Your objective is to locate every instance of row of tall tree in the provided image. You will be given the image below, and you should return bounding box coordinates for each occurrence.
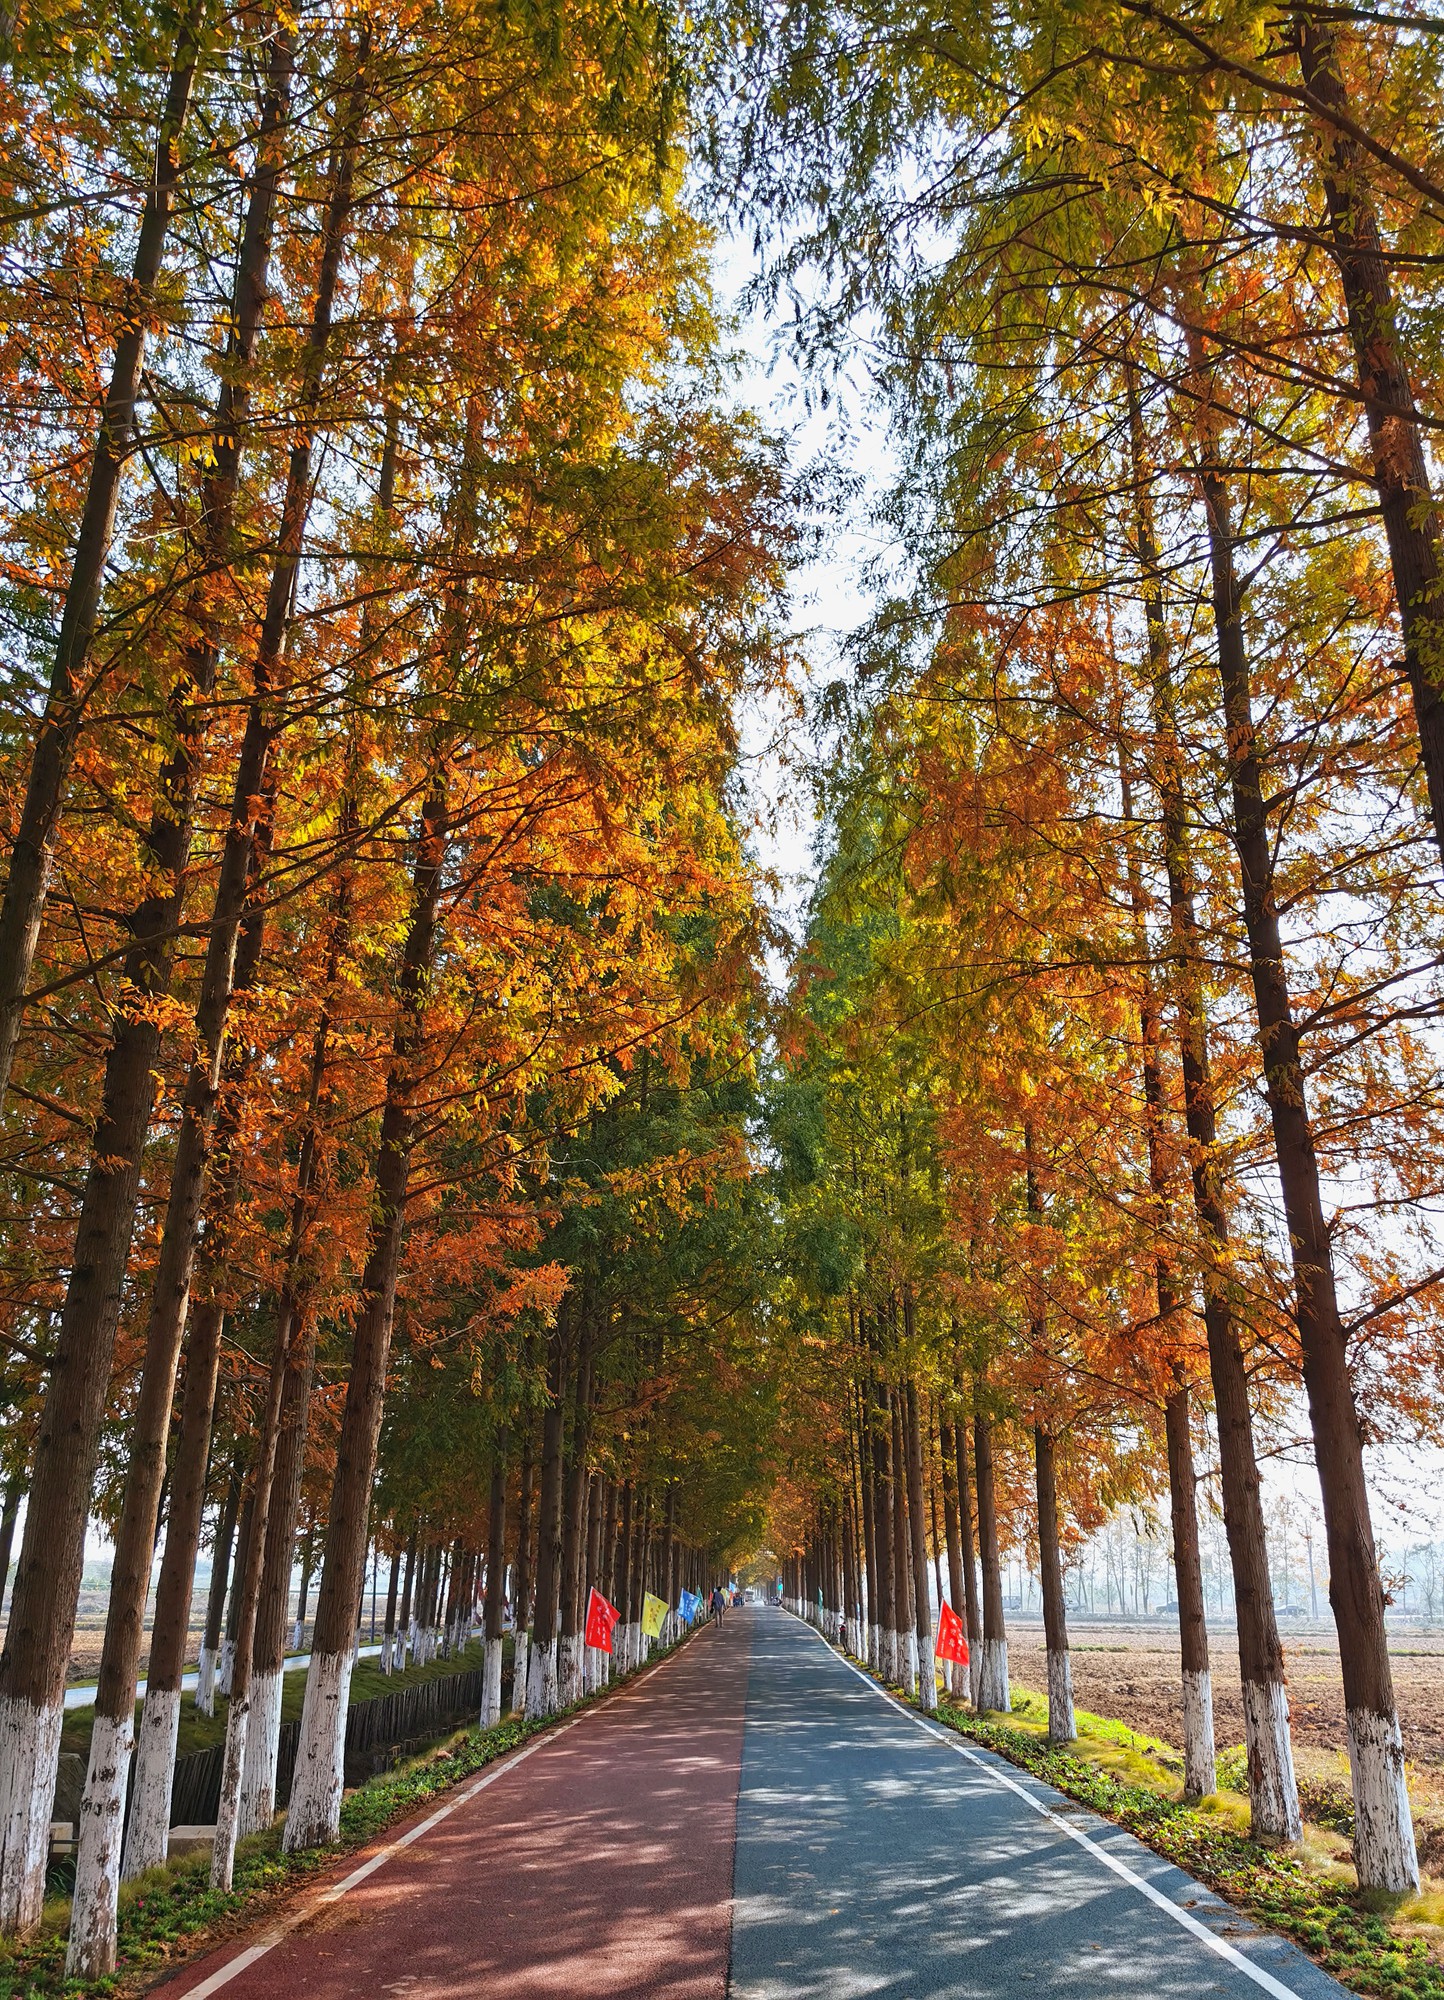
[717,0,1444,1901]
[0,0,790,1975]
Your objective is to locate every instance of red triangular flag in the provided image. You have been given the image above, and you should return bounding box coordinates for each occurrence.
[935,1599,970,1666]
[584,1586,620,1653]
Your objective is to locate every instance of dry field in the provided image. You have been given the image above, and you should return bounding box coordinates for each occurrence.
[1007,1618,1444,1777]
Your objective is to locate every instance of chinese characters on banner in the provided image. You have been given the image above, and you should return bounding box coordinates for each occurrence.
[584,1587,621,1652]
[934,1599,970,1666]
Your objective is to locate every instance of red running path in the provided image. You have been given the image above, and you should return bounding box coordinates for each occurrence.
[164,1614,752,2000]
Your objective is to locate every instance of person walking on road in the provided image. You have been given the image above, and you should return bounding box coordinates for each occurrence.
[710,1585,726,1630]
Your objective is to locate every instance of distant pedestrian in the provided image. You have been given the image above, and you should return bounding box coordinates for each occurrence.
[710,1586,725,1629]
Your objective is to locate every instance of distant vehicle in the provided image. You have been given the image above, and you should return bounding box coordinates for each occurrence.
[1157,1601,1179,1615]
[1276,1605,1308,1617]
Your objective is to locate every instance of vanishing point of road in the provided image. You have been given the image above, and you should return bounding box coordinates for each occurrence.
[163,1606,1356,2000]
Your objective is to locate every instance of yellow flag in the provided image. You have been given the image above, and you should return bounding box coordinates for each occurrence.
[641,1592,668,1640]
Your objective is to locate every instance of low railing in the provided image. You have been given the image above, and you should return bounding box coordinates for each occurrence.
[53,1659,502,1840]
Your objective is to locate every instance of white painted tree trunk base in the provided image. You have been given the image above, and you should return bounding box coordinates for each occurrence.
[510,1632,529,1715]
[558,1634,583,1707]
[282,1650,353,1854]
[480,1637,503,1728]
[977,1638,1010,1713]
[524,1638,557,1720]
[0,1690,64,1933]
[903,1632,919,1700]
[216,1638,236,1697]
[211,1693,250,1890]
[123,1686,182,1880]
[1347,1705,1419,1892]
[950,1658,972,1704]
[916,1630,938,1713]
[195,1645,216,1718]
[66,1712,133,1977]
[1181,1668,1216,1800]
[239,1666,284,1837]
[1241,1676,1302,1842]
[1046,1647,1076,1743]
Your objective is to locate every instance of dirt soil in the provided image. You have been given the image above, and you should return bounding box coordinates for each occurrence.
[1006,1618,1444,1777]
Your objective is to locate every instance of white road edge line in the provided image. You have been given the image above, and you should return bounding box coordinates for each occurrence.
[792,1616,1309,2000]
[174,1635,700,2000]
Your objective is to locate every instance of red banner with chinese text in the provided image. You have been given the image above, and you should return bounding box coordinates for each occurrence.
[584,1587,621,1652]
[935,1599,970,1666]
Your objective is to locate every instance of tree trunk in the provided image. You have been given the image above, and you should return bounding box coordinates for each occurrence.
[220,1496,254,1696]
[1119,746,1217,1799]
[294,1526,315,1655]
[954,1403,983,1676]
[1127,361,1299,1843]
[283,760,446,1853]
[939,1416,970,1703]
[889,1386,916,1696]
[524,1327,567,1719]
[872,1374,896,1680]
[0,0,208,1115]
[1164,1380,1216,1797]
[658,1484,676,1649]
[611,1481,634,1682]
[557,1317,593,1705]
[482,1441,508,1727]
[1034,1427,1075,1743]
[0,1482,18,1612]
[380,1546,400,1674]
[196,1472,240,1718]
[597,1478,618,1683]
[397,1534,417,1673]
[510,1428,535,1714]
[856,1380,877,1667]
[626,1489,650,1670]
[237,1315,316,1839]
[1194,376,1415,1886]
[903,1378,935,1712]
[210,1311,297,1892]
[1295,12,1444,868]
[583,1475,605,1688]
[973,1405,1010,1712]
[121,1299,229,1878]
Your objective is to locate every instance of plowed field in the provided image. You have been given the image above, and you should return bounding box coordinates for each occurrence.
[1006,1618,1444,1777]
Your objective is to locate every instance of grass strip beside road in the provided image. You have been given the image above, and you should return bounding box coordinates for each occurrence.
[1,1630,695,2000]
[933,1691,1444,2000]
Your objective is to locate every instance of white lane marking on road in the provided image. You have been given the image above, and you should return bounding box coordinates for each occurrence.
[174,1634,705,1999]
[791,1617,1308,2000]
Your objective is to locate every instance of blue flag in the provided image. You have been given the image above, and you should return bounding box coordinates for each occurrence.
[679,1588,701,1622]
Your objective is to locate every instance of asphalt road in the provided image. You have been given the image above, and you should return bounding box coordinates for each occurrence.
[730,1612,1353,2000]
[162,1606,1358,2000]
